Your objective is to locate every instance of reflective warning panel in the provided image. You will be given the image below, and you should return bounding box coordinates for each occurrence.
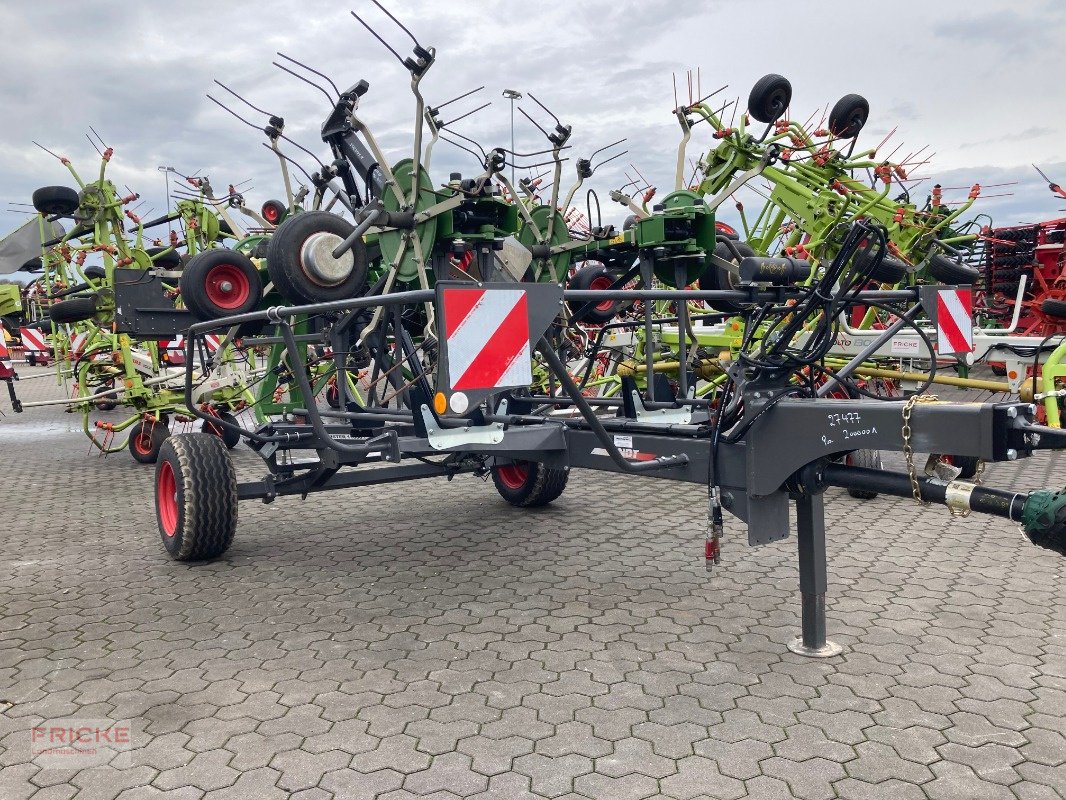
[435,282,563,415]
[443,287,533,391]
[935,288,974,355]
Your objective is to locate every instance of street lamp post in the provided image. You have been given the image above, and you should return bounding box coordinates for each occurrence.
[157,166,176,234]
[502,89,522,191]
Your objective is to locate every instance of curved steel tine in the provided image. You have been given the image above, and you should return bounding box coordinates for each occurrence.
[276,52,340,99]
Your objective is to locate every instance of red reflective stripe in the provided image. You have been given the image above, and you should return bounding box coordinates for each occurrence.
[453,293,528,390]
[937,291,972,352]
[443,288,484,339]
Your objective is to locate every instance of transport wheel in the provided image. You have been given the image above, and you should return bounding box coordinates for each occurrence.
[180,249,263,320]
[927,253,979,285]
[201,410,241,449]
[155,434,237,561]
[267,211,368,305]
[491,460,569,507]
[326,382,341,409]
[845,449,882,499]
[942,454,980,479]
[84,265,106,281]
[852,249,908,284]
[700,241,755,313]
[129,419,171,464]
[567,264,622,324]
[1042,299,1066,318]
[261,199,287,225]
[93,379,119,411]
[32,185,80,216]
[48,295,99,324]
[748,74,792,124]
[828,94,870,139]
[146,247,182,268]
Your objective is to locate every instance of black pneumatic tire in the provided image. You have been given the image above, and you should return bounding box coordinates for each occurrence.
[32,185,80,216]
[129,420,171,464]
[180,249,263,321]
[147,247,182,268]
[155,434,238,561]
[828,94,870,139]
[1041,299,1066,319]
[267,211,369,305]
[927,253,979,285]
[853,249,908,285]
[945,454,980,480]
[491,461,569,508]
[261,199,287,226]
[49,295,99,324]
[846,449,883,499]
[201,411,242,449]
[567,264,623,324]
[748,74,792,124]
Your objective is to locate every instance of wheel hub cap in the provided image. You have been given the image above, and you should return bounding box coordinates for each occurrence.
[301,232,354,286]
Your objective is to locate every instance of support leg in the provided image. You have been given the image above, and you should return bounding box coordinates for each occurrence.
[787,491,843,658]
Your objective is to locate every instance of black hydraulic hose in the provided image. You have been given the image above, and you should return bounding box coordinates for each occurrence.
[821,463,1026,521]
[535,338,688,473]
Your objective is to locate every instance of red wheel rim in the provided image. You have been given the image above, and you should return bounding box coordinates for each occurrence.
[496,462,529,490]
[262,204,280,223]
[133,428,154,455]
[204,264,251,310]
[589,275,616,312]
[157,460,178,537]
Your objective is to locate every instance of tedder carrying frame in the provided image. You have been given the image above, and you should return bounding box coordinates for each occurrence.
[165,268,1066,659]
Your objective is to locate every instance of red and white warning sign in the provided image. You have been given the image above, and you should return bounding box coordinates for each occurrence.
[442,287,533,391]
[935,288,974,355]
[204,334,222,352]
[70,330,89,358]
[19,327,49,354]
[0,336,14,379]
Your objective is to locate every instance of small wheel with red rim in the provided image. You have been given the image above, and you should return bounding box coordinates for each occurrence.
[326,381,341,409]
[567,264,623,324]
[155,433,237,561]
[491,460,570,507]
[261,199,287,226]
[180,248,263,321]
[201,410,241,449]
[940,454,980,480]
[129,419,171,464]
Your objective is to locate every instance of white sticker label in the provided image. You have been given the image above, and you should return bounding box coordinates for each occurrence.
[613,435,633,449]
[891,338,921,355]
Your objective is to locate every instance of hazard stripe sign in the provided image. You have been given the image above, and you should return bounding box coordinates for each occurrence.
[0,336,13,378]
[19,327,48,353]
[936,288,974,355]
[443,287,533,391]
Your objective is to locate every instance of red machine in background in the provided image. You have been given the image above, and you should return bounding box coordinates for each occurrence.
[978,167,1066,335]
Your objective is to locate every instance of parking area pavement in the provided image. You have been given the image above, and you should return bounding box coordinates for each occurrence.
[1,364,1064,799]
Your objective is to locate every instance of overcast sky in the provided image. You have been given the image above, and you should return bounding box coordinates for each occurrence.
[1,0,1063,244]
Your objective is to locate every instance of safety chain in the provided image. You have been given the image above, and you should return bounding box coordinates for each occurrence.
[901,393,939,506]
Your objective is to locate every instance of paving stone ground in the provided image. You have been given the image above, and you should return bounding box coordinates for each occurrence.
[1,364,1064,799]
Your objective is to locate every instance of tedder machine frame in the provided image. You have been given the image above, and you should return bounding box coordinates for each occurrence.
[150,4,1066,661]
[159,228,1066,660]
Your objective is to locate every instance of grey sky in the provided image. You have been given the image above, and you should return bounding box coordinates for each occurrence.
[1,0,1063,243]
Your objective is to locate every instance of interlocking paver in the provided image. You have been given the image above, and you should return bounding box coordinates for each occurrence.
[2,368,1065,799]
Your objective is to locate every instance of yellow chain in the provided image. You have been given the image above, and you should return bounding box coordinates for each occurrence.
[901,393,939,505]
